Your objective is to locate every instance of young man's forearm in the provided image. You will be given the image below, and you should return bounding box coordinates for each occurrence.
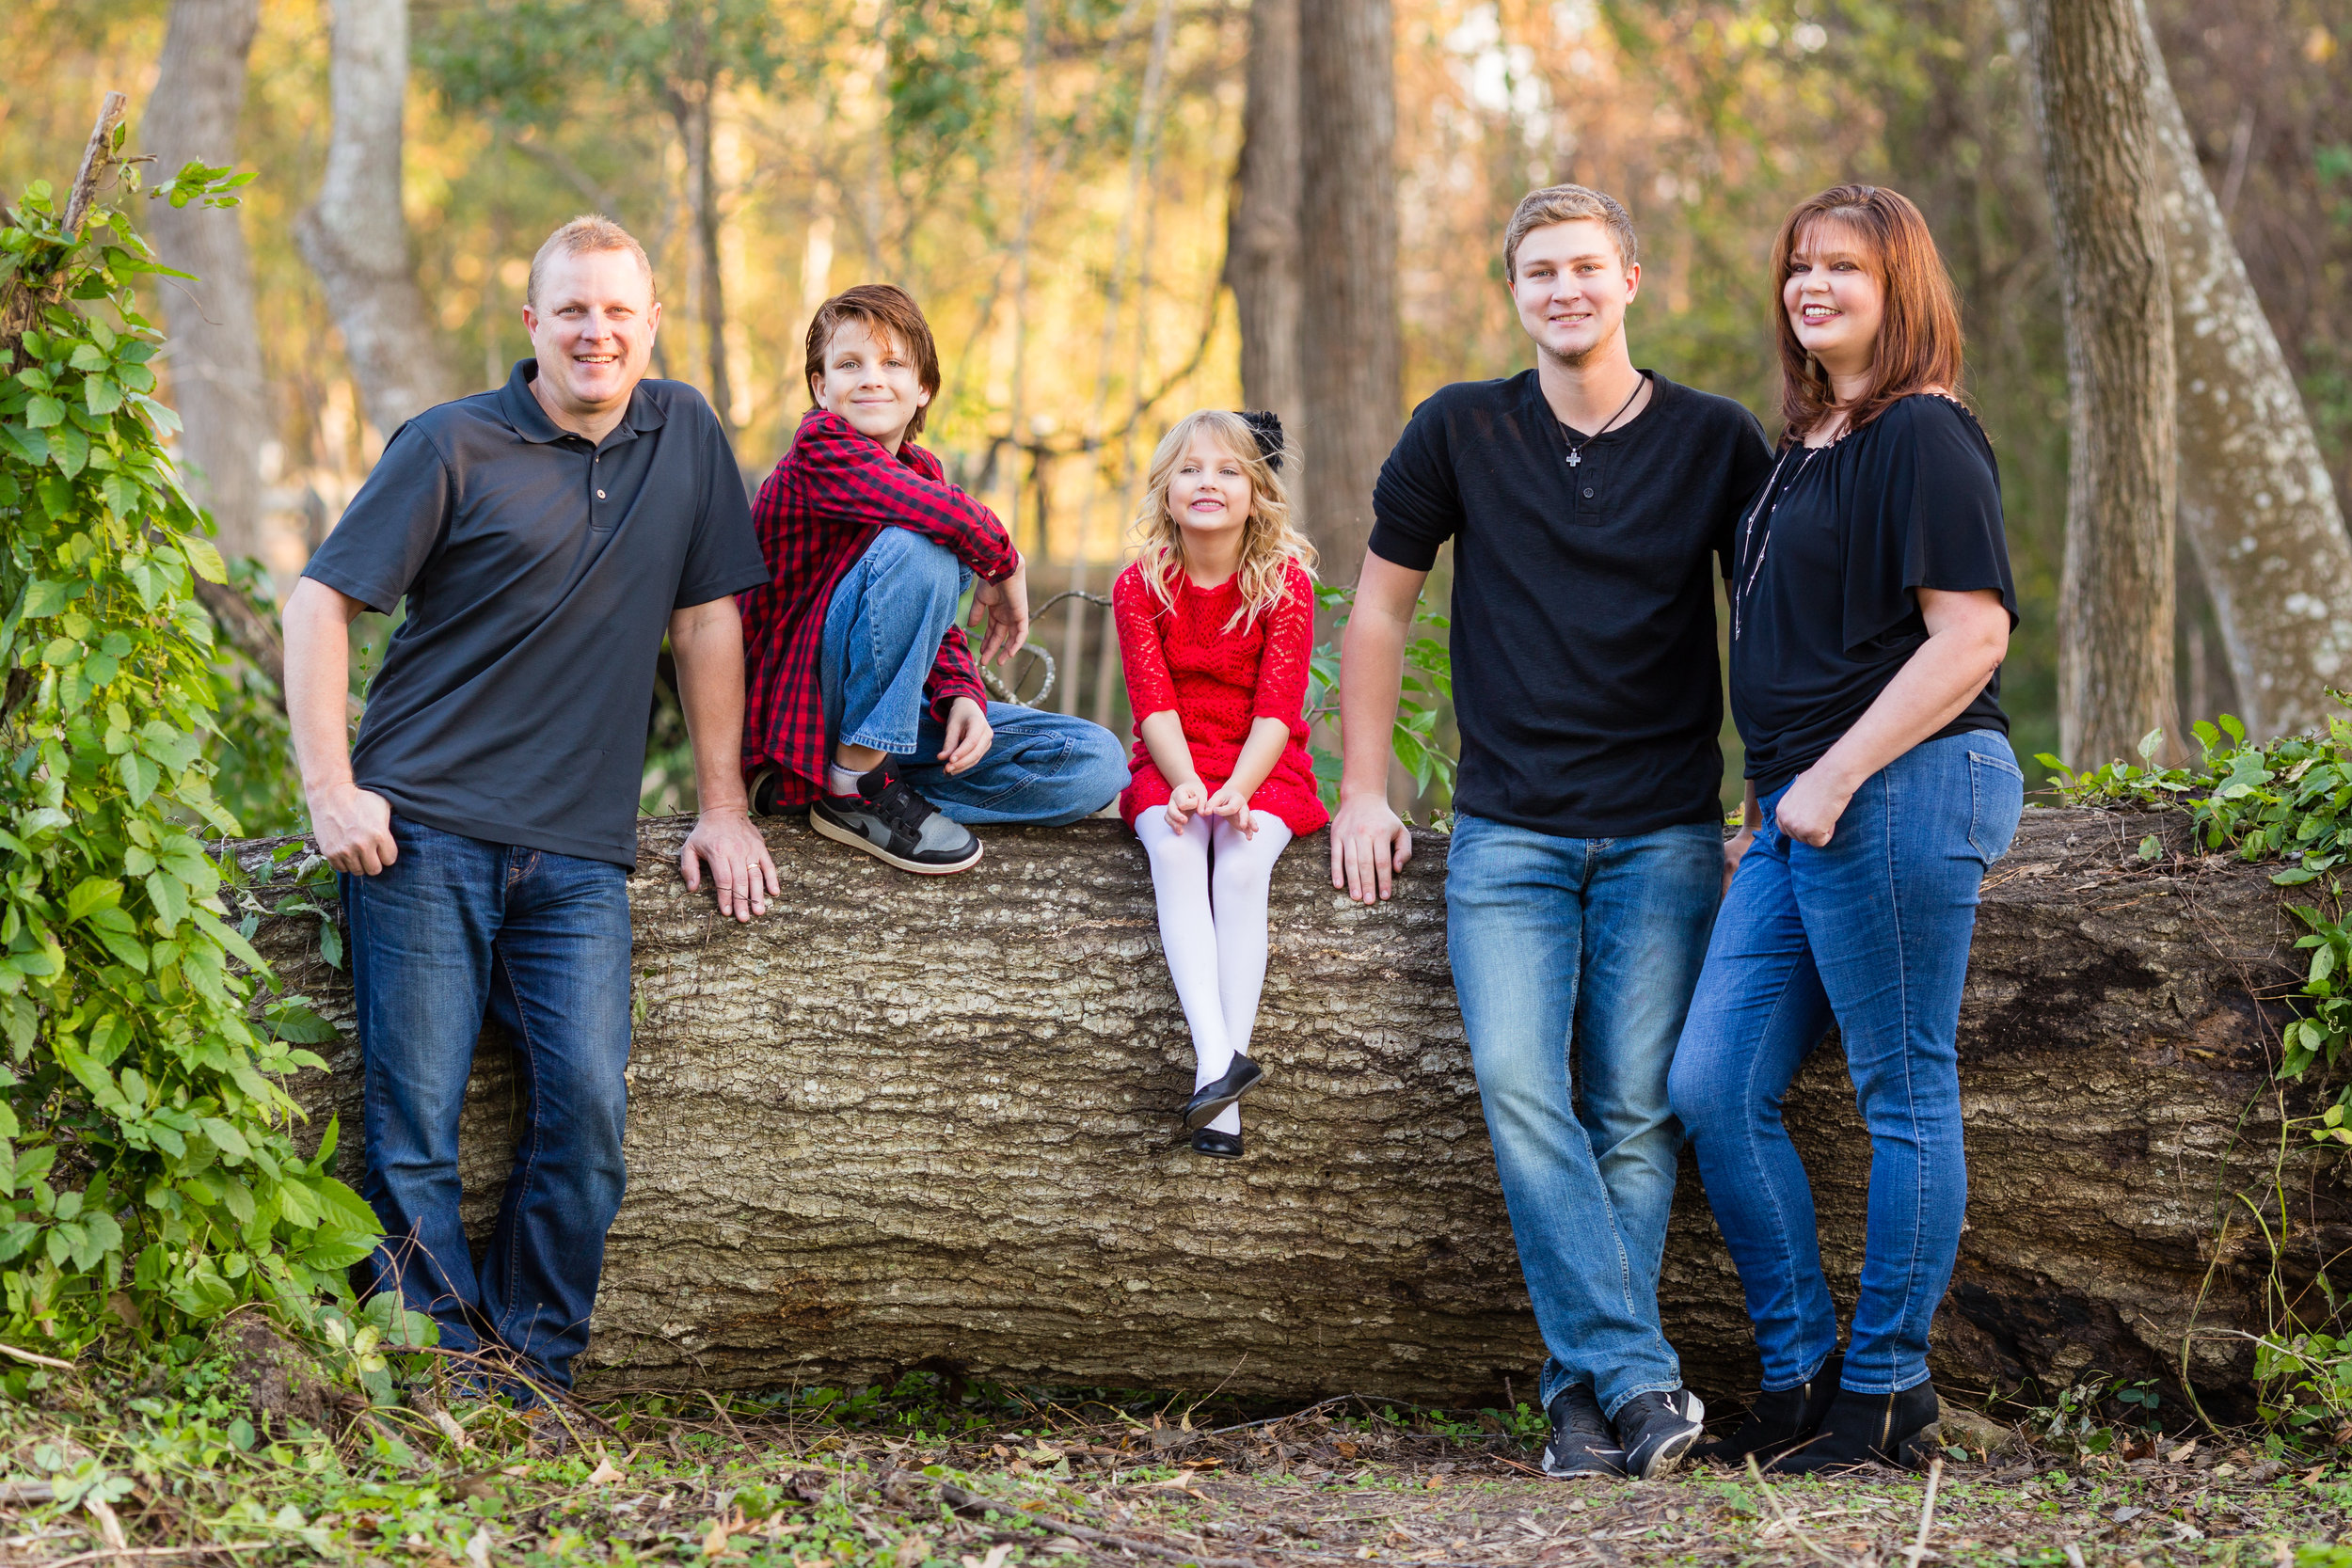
[1336,600,1411,801]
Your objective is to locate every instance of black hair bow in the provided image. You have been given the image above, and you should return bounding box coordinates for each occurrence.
[1238,409,1284,470]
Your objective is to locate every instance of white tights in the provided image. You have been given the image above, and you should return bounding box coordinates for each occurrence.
[1135,811,1294,1135]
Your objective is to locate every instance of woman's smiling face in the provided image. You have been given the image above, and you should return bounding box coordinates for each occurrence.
[1783,217,1885,378]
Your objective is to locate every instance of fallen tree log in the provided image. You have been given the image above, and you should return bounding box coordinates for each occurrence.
[239,806,2342,1416]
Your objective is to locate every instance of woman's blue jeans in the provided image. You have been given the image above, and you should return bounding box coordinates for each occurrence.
[341,816,634,1392]
[1668,731,2023,1395]
[1446,813,1724,1418]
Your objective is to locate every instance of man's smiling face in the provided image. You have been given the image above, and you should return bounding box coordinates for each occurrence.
[1510,217,1640,369]
[523,247,660,418]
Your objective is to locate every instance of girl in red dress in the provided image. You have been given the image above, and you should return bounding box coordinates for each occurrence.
[1114,410,1327,1158]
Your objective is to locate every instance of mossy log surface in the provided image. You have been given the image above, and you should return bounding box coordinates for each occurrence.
[238,806,2340,1414]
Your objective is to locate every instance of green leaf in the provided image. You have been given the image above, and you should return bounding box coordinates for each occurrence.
[144,869,187,932]
[0,423,50,465]
[309,1176,382,1238]
[197,1117,252,1164]
[63,879,122,922]
[181,534,228,584]
[24,394,63,428]
[47,420,87,476]
[83,377,121,417]
[117,750,159,806]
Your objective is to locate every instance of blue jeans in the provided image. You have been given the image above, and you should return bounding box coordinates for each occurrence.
[1667,732,2024,1395]
[1445,813,1724,1418]
[820,526,1127,825]
[341,816,634,1392]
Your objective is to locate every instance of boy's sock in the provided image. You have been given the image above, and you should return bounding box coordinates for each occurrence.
[828,761,870,797]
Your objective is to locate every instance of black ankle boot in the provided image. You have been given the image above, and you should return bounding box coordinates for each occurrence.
[1693,1352,1844,1465]
[1770,1382,1941,1472]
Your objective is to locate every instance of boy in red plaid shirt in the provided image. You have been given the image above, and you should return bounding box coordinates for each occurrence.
[739,284,1126,872]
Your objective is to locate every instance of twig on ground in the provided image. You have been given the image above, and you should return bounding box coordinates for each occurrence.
[41,1546,272,1568]
[1902,1457,1945,1568]
[0,1340,78,1370]
[939,1481,1259,1568]
[1746,1454,1855,1568]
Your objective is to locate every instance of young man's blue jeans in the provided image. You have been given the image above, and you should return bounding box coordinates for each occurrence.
[820,525,1127,824]
[1445,813,1724,1418]
[341,816,633,1393]
[1667,731,2024,1396]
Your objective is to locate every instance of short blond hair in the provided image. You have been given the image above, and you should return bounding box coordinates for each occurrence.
[526,214,656,308]
[1502,184,1640,281]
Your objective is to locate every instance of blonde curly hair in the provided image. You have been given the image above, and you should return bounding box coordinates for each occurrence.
[1128,410,1317,630]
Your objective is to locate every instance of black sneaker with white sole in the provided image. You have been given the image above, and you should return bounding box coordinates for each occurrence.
[809,764,983,874]
[1539,1385,1627,1478]
[1615,1388,1706,1480]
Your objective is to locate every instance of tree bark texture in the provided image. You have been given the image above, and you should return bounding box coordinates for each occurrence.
[2137,1,2352,741]
[1295,0,1401,582]
[295,0,459,440]
[2021,0,2179,770]
[142,0,270,565]
[242,809,2339,1418]
[671,77,736,443]
[1226,0,1305,506]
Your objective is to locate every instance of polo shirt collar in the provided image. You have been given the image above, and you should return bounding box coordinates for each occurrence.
[499,359,668,445]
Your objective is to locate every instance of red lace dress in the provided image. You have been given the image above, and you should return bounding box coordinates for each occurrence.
[1113,559,1330,836]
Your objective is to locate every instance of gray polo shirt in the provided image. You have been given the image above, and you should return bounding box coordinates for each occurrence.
[303,360,769,867]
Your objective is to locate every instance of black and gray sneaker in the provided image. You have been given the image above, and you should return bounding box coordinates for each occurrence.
[809,764,983,874]
[1616,1388,1706,1480]
[1539,1386,1627,1478]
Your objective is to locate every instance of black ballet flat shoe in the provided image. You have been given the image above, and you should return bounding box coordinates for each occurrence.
[1189,1130,1245,1159]
[1694,1351,1845,1466]
[1182,1055,1265,1130]
[1769,1382,1941,1473]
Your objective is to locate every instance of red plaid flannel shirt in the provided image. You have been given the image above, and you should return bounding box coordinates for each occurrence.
[739,409,1019,806]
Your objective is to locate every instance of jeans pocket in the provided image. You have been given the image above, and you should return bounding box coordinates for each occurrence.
[1966,748,2025,864]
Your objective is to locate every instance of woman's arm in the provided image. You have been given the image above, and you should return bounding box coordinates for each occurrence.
[1773,587,2010,847]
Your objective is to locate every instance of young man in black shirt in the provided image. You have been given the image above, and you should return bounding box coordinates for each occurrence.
[1333,185,1773,1479]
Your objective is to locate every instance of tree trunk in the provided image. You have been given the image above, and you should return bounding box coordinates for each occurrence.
[1226,0,1304,498]
[142,0,269,566]
[673,79,736,444]
[2137,0,2352,740]
[2021,0,2178,770]
[245,810,2335,1418]
[1295,0,1400,581]
[295,0,459,440]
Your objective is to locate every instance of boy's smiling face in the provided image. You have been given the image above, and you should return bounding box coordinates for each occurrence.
[810,319,930,452]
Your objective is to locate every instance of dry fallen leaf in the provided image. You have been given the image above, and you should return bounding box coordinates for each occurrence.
[586,1445,625,1485]
[704,1509,750,1559]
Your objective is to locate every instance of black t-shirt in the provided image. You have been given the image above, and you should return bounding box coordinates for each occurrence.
[1728,394,2017,795]
[1368,370,1775,838]
[303,361,770,867]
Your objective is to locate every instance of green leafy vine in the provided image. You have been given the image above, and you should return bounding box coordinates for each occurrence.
[0,135,379,1371]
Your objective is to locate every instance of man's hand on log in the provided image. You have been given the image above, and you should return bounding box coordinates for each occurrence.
[311,782,398,876]
[681,806,780,922]
[1330,792,1412,903]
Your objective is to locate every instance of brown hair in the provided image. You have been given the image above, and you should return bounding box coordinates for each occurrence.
[526,215,656,308]
[1770,184,1965,443]
[1503,183,1640,280]
[803,284,942,440]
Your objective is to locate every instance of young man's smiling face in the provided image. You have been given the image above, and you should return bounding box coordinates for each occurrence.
[811,319,930,453]
[522,247,660,417]
[1510,217,1640,369]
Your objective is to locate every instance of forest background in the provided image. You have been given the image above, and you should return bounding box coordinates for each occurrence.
[4,0,2350,822]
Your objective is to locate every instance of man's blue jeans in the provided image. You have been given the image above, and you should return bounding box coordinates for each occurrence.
[820,526,1127,824]
[1445,812,1724,1418]
[341,816,633,1392]
[1668,732,2024,1395]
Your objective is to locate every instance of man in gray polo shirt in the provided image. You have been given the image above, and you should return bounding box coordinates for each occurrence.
[283,215,774,1396]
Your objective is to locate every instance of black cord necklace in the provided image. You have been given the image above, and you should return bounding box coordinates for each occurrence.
[1560,372,1649,468]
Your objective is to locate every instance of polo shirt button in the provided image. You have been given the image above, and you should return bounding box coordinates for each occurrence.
[596,489,607,499]
[1581,486,1595,498]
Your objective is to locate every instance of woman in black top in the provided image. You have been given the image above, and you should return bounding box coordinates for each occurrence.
[1666,185,2024,1471]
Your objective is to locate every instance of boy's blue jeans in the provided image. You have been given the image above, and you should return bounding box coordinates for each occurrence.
[1444,813,1724,1418]
[342,816,632,1392]
[820,526,1127,825]
[1668,731,2024,1395]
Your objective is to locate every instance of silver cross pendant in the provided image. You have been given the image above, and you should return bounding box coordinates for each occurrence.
[1565,450,1582,467]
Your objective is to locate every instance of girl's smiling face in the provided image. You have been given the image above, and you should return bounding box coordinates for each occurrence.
[1783,218,1886,380]
[1165,431,1256,572]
